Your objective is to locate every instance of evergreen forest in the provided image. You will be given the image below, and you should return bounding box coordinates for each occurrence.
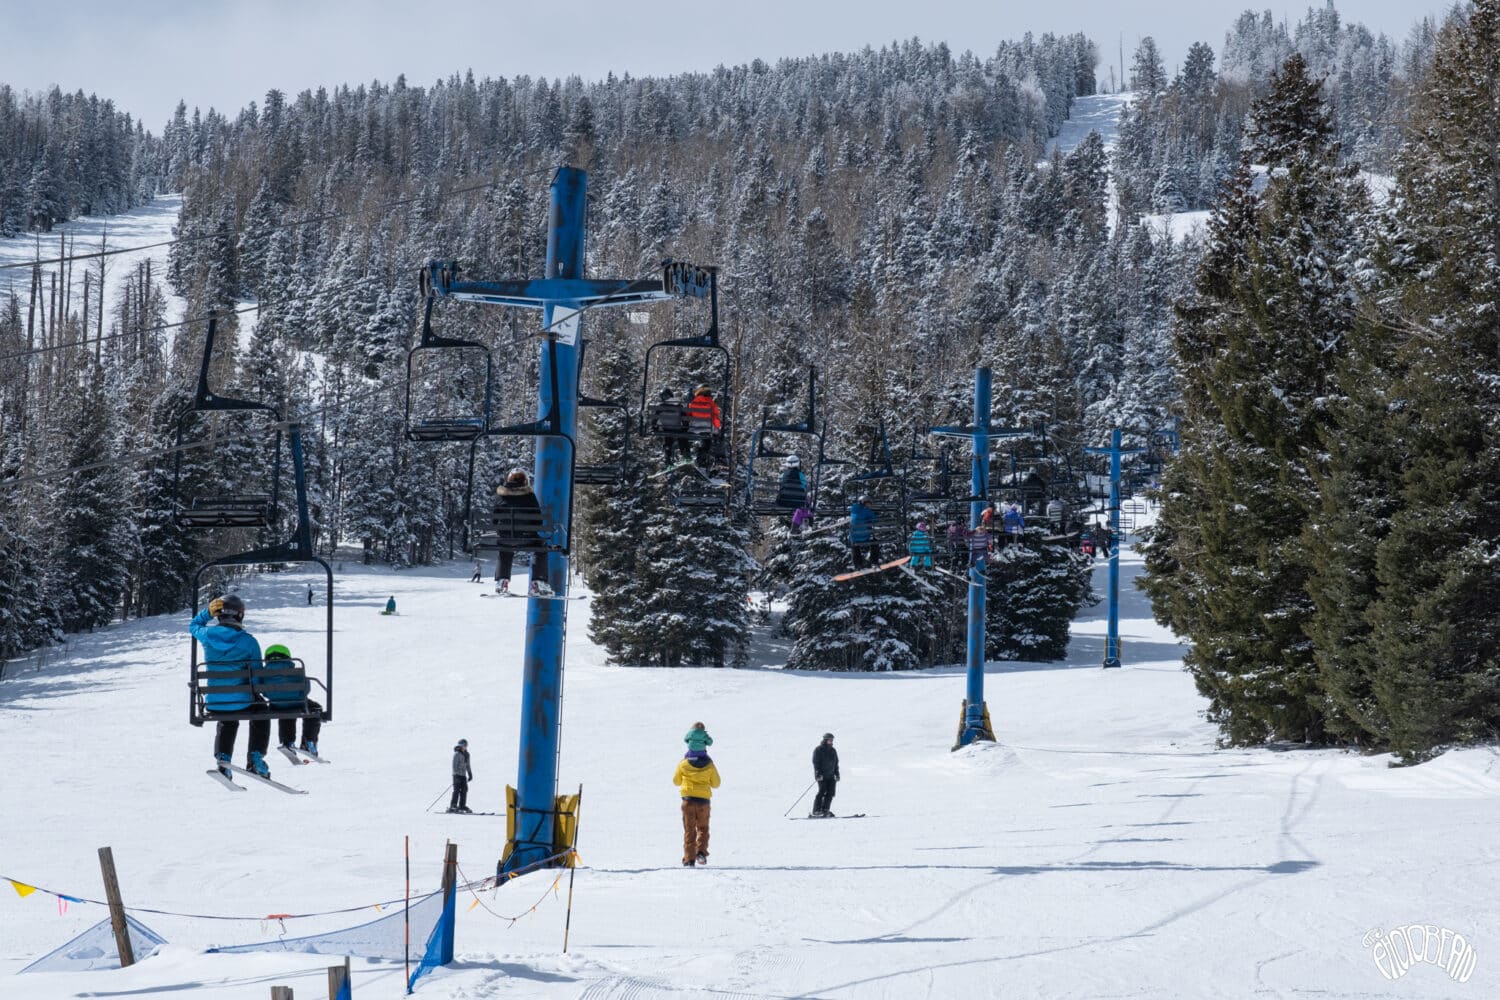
[1,1,1495,759]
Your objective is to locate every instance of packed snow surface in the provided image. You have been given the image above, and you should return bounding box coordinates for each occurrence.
[2,535,1493,998]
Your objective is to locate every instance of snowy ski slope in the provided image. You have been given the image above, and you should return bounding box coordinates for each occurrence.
[1,538,1494,998]
[0,194,186,329]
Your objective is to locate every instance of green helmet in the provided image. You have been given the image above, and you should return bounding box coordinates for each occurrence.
[264,644,292,660]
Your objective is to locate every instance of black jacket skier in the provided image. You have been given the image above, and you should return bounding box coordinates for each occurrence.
[449,739,473,813]
[811,733,839,817]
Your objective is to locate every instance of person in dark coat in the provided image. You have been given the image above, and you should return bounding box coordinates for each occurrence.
[190,594,271,778]
[651,388,690,465]
[775,455,808,511]
[449,739,473,813]
[493,468,553,596]
[811,732,840,818]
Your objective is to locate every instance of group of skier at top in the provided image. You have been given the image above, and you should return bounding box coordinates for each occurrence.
[770,455,1115,572]
[473,382,1117,595]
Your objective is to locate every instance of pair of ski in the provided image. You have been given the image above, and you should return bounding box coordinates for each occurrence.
[833,556,984,586]
[206,761,308,795]
[649,459,729,488]
[480,589,587,602]
[793,813,866,820]
[276,745,330,767]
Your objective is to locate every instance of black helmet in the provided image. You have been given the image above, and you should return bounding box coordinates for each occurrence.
[822,732,834,741]
[660,387,675,401]
[218,594,245,622]
[505,468,529,487]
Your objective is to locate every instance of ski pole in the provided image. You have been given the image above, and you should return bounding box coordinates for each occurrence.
[424,784,452,813]
[783,781,815,817]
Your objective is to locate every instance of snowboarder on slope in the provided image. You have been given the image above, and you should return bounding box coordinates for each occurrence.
[811,733,840,817]
[673,749,721,865]
[190,594,271,779]
[449,739,473,813]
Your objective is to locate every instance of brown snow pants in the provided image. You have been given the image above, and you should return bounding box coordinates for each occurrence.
[681,798,711,863]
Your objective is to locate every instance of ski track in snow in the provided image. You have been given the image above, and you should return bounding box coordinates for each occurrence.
[2,531,1495,998]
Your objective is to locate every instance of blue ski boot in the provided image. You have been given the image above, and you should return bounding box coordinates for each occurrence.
[215,752,232,778]
[248,751,271,779]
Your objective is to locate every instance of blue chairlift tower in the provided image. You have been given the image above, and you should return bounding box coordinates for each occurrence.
[928,367,1029,747]
[1084,428,1145,669]
[424,167,693,876]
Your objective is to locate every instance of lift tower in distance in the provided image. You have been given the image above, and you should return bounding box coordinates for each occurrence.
[426,167,682,876]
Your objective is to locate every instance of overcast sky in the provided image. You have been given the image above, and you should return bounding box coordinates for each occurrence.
[3,0,1459,129]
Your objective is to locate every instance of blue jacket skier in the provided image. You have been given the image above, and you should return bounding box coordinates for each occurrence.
[190,594,272,778]
[848,497,880,568]
[908,522,934,568]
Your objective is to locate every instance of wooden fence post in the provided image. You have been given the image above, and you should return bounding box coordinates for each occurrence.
[96,847,134,968]
[270,987,294,999]
[328,956,350,998]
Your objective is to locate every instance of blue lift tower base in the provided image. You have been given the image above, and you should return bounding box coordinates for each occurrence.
[425,167,676,878]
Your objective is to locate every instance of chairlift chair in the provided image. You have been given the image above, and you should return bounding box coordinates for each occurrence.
[459,336,578,556]
[189,423,333,728]
[575,341,631,487]
[639,262,731,458]
[404,289,494,442]
[844,419,906,547]
[173,311,284,529]
[745,368,827,517]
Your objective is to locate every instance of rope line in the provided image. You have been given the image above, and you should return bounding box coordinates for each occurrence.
[2,873,445,921]
[456,855,573,925]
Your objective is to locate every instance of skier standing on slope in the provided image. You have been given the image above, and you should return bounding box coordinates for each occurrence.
[811,732,840,817]
[673,749,721,865]
[449,739,473,813]
[190,594,272,779]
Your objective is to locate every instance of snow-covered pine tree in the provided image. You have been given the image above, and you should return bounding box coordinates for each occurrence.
[0,441,61,659]
[783,477,945,671]
[1142,54,1366,744]
[985,528,1095,661]
[579,335,653,658]
[127,381,202,619]
[1354,0,1500,759]
[48,360,135,631]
